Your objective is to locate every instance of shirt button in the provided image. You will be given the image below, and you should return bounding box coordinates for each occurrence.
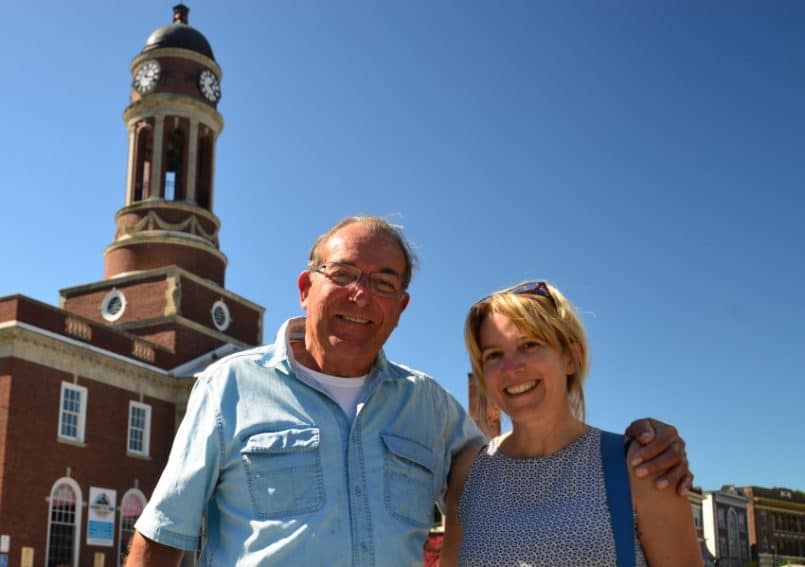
[354,485,362,496]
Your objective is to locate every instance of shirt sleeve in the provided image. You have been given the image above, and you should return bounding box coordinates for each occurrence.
[134,375,222,551]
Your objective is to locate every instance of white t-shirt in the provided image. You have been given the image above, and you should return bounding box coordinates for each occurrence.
[287,335,369,420]
[295,364,368,420]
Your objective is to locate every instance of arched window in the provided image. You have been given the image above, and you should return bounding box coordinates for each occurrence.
[118,489,147,567]
[165,127,186,201]
[196,128,213,210]
[133,123,153,202]
[46,477,82,567]
[727,507,739,559]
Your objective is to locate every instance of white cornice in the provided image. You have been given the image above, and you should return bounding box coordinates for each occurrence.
[103,233,229,264]
[115,200,222,228]
[0,321,193,402]
[123,94,224,133]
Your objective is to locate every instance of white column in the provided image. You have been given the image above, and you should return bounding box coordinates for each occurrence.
[185,120,199,203]
[208,131,217,210]
[124,125,136,205]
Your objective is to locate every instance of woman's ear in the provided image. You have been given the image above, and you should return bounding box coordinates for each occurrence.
[566,342,584,376]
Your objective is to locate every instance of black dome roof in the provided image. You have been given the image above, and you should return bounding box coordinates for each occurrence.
[141,22,215,61]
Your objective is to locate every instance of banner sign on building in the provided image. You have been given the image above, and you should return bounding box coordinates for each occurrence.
[87,487,117,547]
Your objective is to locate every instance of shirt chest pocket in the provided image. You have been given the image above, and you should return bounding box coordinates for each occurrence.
[381,432,438,527]
[240,427,325,519]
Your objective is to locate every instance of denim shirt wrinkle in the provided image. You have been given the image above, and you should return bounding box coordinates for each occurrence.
[135,317,485,566]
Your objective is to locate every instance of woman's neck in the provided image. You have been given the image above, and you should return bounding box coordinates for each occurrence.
[499,413,586,459]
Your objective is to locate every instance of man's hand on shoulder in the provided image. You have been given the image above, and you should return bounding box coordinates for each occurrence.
[624,417,693,496]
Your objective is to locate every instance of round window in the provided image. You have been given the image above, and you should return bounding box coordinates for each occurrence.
[101,289,127,322]
[211,300,231,331]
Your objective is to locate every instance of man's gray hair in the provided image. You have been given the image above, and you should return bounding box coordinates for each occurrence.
[307,215,418,289]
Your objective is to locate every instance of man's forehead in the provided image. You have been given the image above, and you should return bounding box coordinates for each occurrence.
[321,226,405,267]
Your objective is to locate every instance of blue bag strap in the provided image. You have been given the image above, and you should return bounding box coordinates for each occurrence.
[600,430,635,567]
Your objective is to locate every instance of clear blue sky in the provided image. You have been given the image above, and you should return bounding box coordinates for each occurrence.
[2,1,803,492]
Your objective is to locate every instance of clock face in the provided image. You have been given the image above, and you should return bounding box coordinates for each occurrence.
[198,69,221,102]
[133,60,161,95]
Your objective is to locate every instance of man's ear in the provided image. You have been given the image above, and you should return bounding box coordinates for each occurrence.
[298,270,312,309]
[398,291,410,313]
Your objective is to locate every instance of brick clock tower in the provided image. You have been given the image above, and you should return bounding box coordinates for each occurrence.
[61,4,263,364]
[0,7,263,567]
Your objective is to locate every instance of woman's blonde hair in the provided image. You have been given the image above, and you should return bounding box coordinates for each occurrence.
[464,281,590,421]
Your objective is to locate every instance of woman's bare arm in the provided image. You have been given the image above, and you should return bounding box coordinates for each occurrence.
[628,442,702,566]
[441,442,483,567]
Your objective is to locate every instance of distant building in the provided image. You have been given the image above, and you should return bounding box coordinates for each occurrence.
[740,485,805,566]
[0,6,263,567]
[688,487,717,566]
[689,488,706,541]
[702,485,751,566]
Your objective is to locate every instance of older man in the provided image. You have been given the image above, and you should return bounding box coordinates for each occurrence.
[127,216,689,566]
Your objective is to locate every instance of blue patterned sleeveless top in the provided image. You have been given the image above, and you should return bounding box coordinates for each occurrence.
[457,426,648,566]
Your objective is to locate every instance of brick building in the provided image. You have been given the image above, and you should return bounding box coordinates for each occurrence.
[0,6,263,566]
[741,485,805,566]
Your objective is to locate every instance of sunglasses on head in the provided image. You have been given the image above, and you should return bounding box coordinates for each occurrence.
[476,280,557,309]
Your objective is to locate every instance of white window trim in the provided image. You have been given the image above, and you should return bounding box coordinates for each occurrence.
[45,476,83,567]
[210,299,231,331]
[101,289,127,322]
[127,401,152,457]
[118,488,147,567]
[58,382,88,443]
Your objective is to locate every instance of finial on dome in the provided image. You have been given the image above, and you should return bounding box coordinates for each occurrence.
[172,4,189,25]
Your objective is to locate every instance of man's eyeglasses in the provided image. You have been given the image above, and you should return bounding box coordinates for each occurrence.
[476,280,557,309]
[313,262,404,297]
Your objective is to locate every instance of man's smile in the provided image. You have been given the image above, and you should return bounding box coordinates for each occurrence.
[337,314,372,324]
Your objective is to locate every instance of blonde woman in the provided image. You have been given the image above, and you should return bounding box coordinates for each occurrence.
[442,281,701,566]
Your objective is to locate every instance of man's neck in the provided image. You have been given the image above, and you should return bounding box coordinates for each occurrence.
[290,340,372,378]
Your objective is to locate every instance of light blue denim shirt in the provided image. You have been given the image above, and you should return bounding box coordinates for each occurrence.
[135,318,484,566]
